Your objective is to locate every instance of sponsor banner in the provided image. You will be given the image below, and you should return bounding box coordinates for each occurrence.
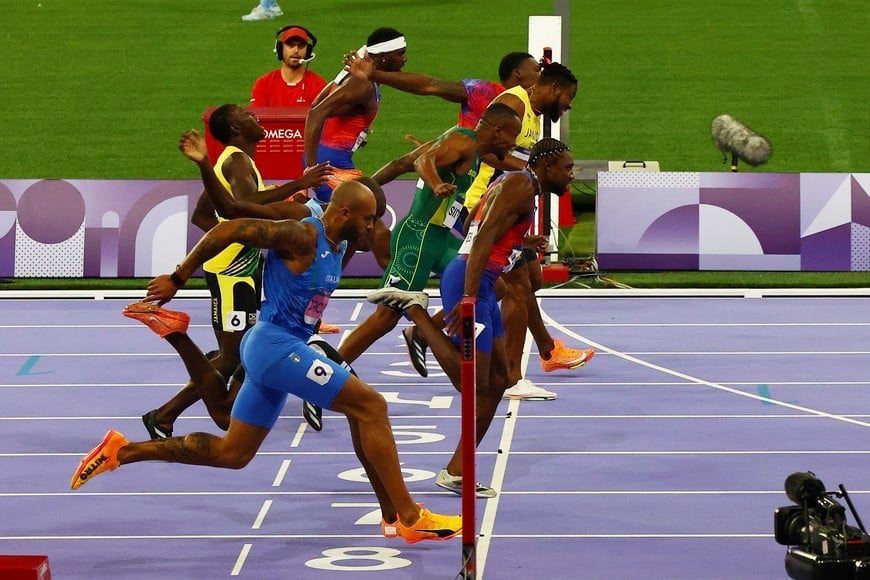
[596,172,870,271]
[0,178,416,278]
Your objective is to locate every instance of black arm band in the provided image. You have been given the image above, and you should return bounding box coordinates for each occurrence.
[170,271,185,287]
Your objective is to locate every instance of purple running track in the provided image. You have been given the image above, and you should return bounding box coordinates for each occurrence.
[1,295,869,579]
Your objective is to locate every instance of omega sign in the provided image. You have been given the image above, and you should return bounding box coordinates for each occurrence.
[266,128,302,139]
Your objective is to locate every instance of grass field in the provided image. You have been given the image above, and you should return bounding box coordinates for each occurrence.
[2,1,870,288]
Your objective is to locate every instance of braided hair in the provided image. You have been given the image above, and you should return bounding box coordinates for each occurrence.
[529,138,570,166]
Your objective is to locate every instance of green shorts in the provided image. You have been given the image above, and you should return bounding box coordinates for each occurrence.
[380,215,462,291]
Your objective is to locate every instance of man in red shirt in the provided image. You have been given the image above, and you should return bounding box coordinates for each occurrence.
[250,25,327,107]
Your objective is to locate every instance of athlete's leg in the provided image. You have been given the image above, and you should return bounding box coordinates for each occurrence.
[117,417,269,468]
[402,304,462,387]
[161,331,236,430]
[338,305,403,363]
[340,217,440,363]
[499,262,533,387]
[523,258,596,372]
[330,377,419,524]
[149,272,257,433]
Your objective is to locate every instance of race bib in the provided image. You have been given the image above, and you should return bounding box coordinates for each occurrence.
[303,291,330,325]
[306,359,334,386]
[440,198,465,229]
[351,128,369,152]
[224,310,247,332]
[503,246,523,273]
[458,221,479,255]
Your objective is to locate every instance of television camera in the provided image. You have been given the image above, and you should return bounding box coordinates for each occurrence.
[775,471,870,579]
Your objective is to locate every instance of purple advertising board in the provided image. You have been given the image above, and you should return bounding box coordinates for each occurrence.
[0,179,416,278]
[595,172,870,271]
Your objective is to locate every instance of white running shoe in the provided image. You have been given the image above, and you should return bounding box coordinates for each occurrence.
[367,287,429,311]
[503,379,557,401]
[435,468,497,498]
[241,4,283,21]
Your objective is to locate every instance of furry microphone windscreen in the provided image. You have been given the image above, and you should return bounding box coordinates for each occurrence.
[711,114,772,166]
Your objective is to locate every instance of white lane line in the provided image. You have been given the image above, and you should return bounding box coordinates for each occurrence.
[478,398,520,579]
[539,303,870,429]
[478,328,533,577]
[272,460,292,487]
[251,500,272,530]
[230,543,252,576]
[290,423,307,448]
[350,302,363,322]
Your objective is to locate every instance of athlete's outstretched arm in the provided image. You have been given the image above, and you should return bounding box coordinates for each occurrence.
[179,130,309,221]
[345,52,468,104]
[146,219,314,305]
[371,139,435,186]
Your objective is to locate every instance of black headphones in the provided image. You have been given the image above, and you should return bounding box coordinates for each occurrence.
[275,25,317,61]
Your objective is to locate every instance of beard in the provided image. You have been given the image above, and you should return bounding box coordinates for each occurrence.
[546,102,564,120]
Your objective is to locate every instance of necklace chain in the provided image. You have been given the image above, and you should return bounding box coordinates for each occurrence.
[316,217,338,248]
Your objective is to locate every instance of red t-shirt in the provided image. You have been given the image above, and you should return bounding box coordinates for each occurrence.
[250,68,327,107]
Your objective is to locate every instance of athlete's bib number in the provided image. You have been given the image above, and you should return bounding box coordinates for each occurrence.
[224,310,246,332]
[458,221,479,255]
[304,291,330,325]
[503,246,523,272]
[351,129,369,152]
[440,199,464,229]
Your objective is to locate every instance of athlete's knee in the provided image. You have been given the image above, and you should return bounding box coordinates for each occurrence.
[369,305,403,328]
[338,380,388,421]
[214,441,258,469]
[358,387,388,417]
[503,268,532,294]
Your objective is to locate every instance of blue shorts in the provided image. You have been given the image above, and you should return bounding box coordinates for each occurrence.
[439,258,503,354]
[305,145,358,202]
[232,320,351,429]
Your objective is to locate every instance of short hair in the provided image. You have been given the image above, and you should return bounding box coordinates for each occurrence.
[497,52,534,82]
[481,102,521,127]
[529,138,570,166]
[353,175,387,218]
[208,104,237,145]
[367,27,403,46]
[539,61,578,88]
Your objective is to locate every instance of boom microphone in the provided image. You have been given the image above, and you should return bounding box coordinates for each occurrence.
[711,114,772,170]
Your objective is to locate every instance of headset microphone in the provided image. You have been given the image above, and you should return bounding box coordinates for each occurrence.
[274,25,317,62]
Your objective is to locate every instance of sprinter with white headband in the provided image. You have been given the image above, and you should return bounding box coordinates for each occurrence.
[303,27,407,203]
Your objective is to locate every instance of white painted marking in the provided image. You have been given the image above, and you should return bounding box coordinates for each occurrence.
[251,500,272,529]
[230,543,252,575]
[272,459,292,487]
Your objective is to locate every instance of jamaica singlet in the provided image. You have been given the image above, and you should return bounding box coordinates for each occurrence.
[202,146,266,277]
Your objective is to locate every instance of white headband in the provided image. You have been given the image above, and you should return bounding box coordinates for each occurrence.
[365,36,406,54]
[333,38,406,84]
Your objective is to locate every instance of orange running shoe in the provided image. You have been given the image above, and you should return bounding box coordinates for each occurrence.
[70,429,128,490]
[318,320,340,334]
[382,503,425,538]
[396,509,462,544]
[540,340,595,373]
[381,517,399,539]
[123,302,190,339]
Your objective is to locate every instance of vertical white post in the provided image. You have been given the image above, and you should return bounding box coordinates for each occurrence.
[528,16,563,263]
